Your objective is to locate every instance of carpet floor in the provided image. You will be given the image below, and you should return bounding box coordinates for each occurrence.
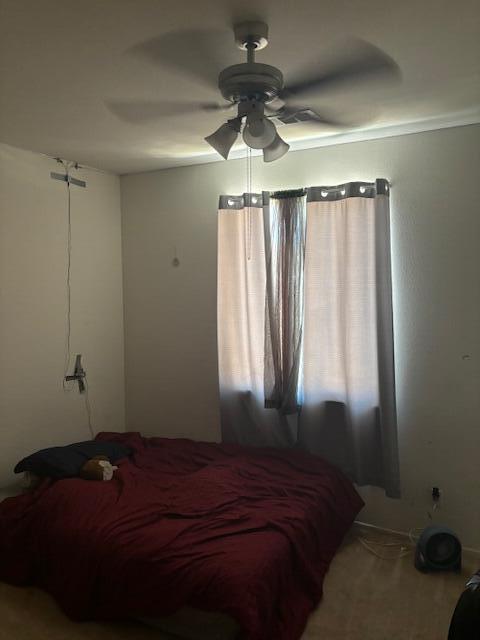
[0,528,474,640]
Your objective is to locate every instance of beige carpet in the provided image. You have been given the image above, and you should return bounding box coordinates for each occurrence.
[0,529,475,640]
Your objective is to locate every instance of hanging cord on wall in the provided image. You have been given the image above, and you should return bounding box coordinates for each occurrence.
[60,159,75,392]
[84,376,95,439]
[56,159,96,439]
[245,146,253,261]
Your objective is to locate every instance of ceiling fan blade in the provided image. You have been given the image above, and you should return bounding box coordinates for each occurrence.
[279,39,401,100]
[267,105,374,129]
[128,28,235,89]
[106,100,234,124]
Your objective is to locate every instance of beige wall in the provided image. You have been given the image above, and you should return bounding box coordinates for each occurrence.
[123,124,480,547]
[0,143,125,488]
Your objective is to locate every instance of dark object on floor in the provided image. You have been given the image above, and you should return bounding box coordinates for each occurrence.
[0,431,363,640]
[448,572,480,639]
[14,440,131,478]
[415,525,461,572]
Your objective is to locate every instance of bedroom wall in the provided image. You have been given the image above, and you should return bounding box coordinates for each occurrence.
[121,124,480,548]
[0,143,125,489]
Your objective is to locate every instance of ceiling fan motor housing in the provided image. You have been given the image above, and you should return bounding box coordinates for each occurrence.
[218,63,283,104]
[234,21,269,51]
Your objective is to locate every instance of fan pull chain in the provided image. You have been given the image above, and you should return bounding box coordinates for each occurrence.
[246,146,252,261]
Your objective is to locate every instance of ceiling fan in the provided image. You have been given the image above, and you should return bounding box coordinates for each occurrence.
[108,22,401,162]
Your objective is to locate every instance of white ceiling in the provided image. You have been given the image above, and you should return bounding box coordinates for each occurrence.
[0,0,479,174]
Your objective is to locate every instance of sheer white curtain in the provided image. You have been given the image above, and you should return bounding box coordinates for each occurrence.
[217,181,400,497]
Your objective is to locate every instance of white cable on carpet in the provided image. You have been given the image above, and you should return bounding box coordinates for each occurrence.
[357,535,412,560]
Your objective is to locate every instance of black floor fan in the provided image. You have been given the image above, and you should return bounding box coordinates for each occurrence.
[415,525,461,572]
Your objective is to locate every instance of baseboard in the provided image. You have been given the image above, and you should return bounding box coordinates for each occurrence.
[354,520,480,555]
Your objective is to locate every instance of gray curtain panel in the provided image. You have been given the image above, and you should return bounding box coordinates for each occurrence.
[263,190,307,416]
[217,180,400,497]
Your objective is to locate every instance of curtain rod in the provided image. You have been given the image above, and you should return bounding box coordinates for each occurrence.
[270,188,307,199]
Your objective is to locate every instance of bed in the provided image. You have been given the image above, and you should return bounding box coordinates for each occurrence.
[0,432,363,639]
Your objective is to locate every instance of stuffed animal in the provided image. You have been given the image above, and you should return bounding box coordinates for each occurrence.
[79,455,118,481]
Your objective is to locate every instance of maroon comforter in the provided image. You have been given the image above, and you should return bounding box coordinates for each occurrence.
[0,432,363,639]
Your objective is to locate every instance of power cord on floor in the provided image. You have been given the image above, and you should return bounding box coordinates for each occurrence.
[357,535,412,560]
[358,523,436,561]
[408,527,425,545]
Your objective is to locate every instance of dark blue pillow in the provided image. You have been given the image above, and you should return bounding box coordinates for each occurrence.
[14,440,131,479]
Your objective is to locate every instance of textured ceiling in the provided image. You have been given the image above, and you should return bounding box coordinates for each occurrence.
[0,0,479,174]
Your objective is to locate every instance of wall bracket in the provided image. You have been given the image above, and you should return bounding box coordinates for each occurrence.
[50,172,86,188]
[65,354,86,393]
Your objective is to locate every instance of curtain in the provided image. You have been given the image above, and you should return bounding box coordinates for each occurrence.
[300,180,399,497]
[217,180,400,497]
[217,193,296,448]
[264,190,306,416]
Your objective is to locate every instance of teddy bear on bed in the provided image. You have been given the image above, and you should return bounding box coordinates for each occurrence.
[79,456,118,481]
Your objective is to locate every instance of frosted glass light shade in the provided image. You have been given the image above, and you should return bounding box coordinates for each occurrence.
[263,132,290,162]
[243,117,277,149]
[205,120,240,159]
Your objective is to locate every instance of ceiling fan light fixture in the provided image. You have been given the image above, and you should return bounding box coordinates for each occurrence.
[205,118,241,159]
[242,117,277,149]
[263,132,290,162]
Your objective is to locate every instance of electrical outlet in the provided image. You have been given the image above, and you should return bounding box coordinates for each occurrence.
[426,487,443,520]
